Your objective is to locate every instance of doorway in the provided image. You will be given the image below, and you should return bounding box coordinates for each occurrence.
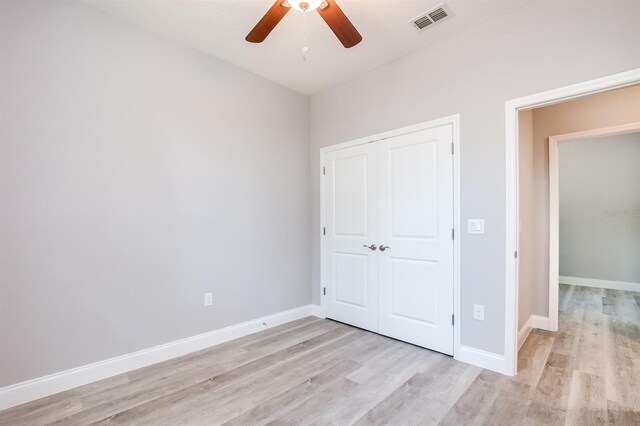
[506,69,640,375]
[548,124,640,329]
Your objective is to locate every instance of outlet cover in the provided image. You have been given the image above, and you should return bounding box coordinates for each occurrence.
[204,292,213,307]
[473,304,485,321]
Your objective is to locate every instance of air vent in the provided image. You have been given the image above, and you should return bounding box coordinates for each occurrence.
[411,3,453,31]
[429,7,448,22]
[413,15,434,30]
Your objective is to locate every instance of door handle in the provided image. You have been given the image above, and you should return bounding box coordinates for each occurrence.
[363,244,377,251]
[379,245,391,252]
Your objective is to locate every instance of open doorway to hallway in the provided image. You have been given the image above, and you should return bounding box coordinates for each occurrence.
[513,83,640,421]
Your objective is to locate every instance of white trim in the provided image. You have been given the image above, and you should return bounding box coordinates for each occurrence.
[548,122,640,332]
[549,122,640,144]
[560,276,640,293]
[0,304,322,411]
[456,345,508,375]
[320,115,461,154]
[452,116,462,362]
[319,114,462,362]
[548,136,560,332]
[505,101,519,377]
[518,314,553,350]
[505,68,640,376]
[517,317,533,350]
[307,303,324,318]
[531,314,551,331]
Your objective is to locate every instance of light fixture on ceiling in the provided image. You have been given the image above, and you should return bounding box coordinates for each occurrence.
[284,0,327,12]
[246,0,361,48]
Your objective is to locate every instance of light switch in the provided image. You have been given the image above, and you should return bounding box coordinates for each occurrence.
[468,219,485,234]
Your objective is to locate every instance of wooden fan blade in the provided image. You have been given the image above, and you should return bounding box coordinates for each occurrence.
[317,0,362,48]
[246,1,290,43]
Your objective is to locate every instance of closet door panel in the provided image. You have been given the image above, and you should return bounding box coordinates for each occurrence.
[378,125,454,354]
[323,143,378,331]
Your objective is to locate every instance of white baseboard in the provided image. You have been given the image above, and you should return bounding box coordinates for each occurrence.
[455,345,509,375]
[0,304,322,411]
[531,314,552,331]
[518,314,554,350]
[518,318,533,351]
[307,304,324,318]
[559,276,640,293]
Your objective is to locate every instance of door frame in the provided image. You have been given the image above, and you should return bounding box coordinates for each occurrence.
[548,122,640,332]
[319,114,461,358]
[505,68,640,376]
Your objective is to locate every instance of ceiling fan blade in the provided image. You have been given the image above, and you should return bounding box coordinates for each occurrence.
[317,0,362,48]
[246,1,290,43]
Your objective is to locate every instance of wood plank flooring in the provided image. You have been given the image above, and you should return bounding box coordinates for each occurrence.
[1,284,639,425]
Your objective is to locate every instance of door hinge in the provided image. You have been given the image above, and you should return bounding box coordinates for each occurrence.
[451,143,454,155]
[322,166,325,176]
[323,227,326,236]
[452,228,455,240]
[452,314,455,326]
[323,287,326,296]
[514,251,518,259]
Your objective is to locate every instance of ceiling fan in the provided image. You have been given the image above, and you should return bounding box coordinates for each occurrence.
[246,0,362,48]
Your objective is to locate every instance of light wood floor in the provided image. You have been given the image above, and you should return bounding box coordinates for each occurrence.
[1,284,639,425]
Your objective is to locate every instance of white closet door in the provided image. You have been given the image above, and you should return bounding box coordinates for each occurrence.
[377,125,454,354]
[324,143,379,332]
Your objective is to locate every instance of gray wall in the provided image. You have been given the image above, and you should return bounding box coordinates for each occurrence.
[310,1,640,355]
[559,133,640,285]
[0,0,310,387]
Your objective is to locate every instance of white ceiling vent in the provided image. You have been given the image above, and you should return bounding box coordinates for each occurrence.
[411,3,453,30]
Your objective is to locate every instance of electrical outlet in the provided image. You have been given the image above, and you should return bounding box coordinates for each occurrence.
[473,304,485,321]
[204,292,213,307]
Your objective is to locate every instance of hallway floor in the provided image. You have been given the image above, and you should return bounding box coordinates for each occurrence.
[514,284,640,424]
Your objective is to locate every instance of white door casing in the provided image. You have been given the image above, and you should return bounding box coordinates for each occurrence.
[378,125,454,354]
[323,143,379,331]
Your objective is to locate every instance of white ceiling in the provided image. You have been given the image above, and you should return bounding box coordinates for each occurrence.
[78,0,533,95]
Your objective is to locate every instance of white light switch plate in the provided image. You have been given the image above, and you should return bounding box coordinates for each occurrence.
[468,219,485,234]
